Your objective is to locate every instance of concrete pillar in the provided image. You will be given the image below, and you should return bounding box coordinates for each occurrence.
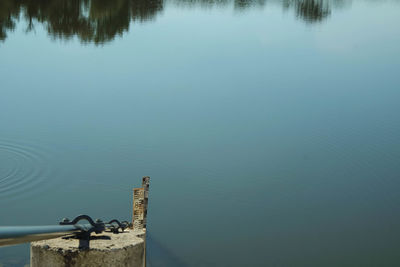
[30,230,145,267]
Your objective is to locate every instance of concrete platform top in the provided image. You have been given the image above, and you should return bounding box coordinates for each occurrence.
[30,230,146,267]
[32,230,145,252]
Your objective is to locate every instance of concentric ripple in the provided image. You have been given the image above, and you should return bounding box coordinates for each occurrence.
[0,140,54,202]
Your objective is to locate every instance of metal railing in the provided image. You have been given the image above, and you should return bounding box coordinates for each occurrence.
[0,215,131,249]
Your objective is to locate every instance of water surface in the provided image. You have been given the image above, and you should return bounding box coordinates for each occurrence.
[1,0,400,266]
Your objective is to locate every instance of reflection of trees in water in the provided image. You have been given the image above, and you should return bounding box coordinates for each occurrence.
[170,0,267,9]
[283,0,330,23]
[0,0,163,44]
[234,0,266,10]
[283,0,349,23]
[0,1,20,41]
[131,0,163,22]
[296,0,330,22]
[170,0,229,8]
[0,0,345,43]
[172,0,334,14]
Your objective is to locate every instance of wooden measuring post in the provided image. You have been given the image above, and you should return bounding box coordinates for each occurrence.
[132,176,150,267]
[132,187,145,231]
[132,176,150,231]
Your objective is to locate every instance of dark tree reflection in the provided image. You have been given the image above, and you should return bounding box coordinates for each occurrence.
[295,0,331,22]
[0,1,20,41]
[0,0,163,44]
[0,0,340,44]
[131,0,163,22]
[234,0,266,11]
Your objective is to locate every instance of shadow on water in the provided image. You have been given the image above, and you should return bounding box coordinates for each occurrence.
[0,0,347,44]
[146,232,187,267]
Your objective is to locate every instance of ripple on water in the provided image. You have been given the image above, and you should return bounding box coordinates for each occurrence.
[0,140,54,202]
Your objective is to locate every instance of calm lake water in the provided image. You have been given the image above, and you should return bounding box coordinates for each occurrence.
[1,0,400,266]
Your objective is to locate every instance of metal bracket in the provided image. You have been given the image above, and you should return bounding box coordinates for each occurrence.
[59,215,130,250]
[106,219,131,234]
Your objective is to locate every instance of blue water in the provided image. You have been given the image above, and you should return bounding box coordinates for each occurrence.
[1,0,400,266]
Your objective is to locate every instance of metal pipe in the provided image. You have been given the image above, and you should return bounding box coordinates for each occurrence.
[0,215,130,248]
[0,224,88,247]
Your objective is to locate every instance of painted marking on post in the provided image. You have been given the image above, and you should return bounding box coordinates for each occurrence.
[132,188,145,231]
